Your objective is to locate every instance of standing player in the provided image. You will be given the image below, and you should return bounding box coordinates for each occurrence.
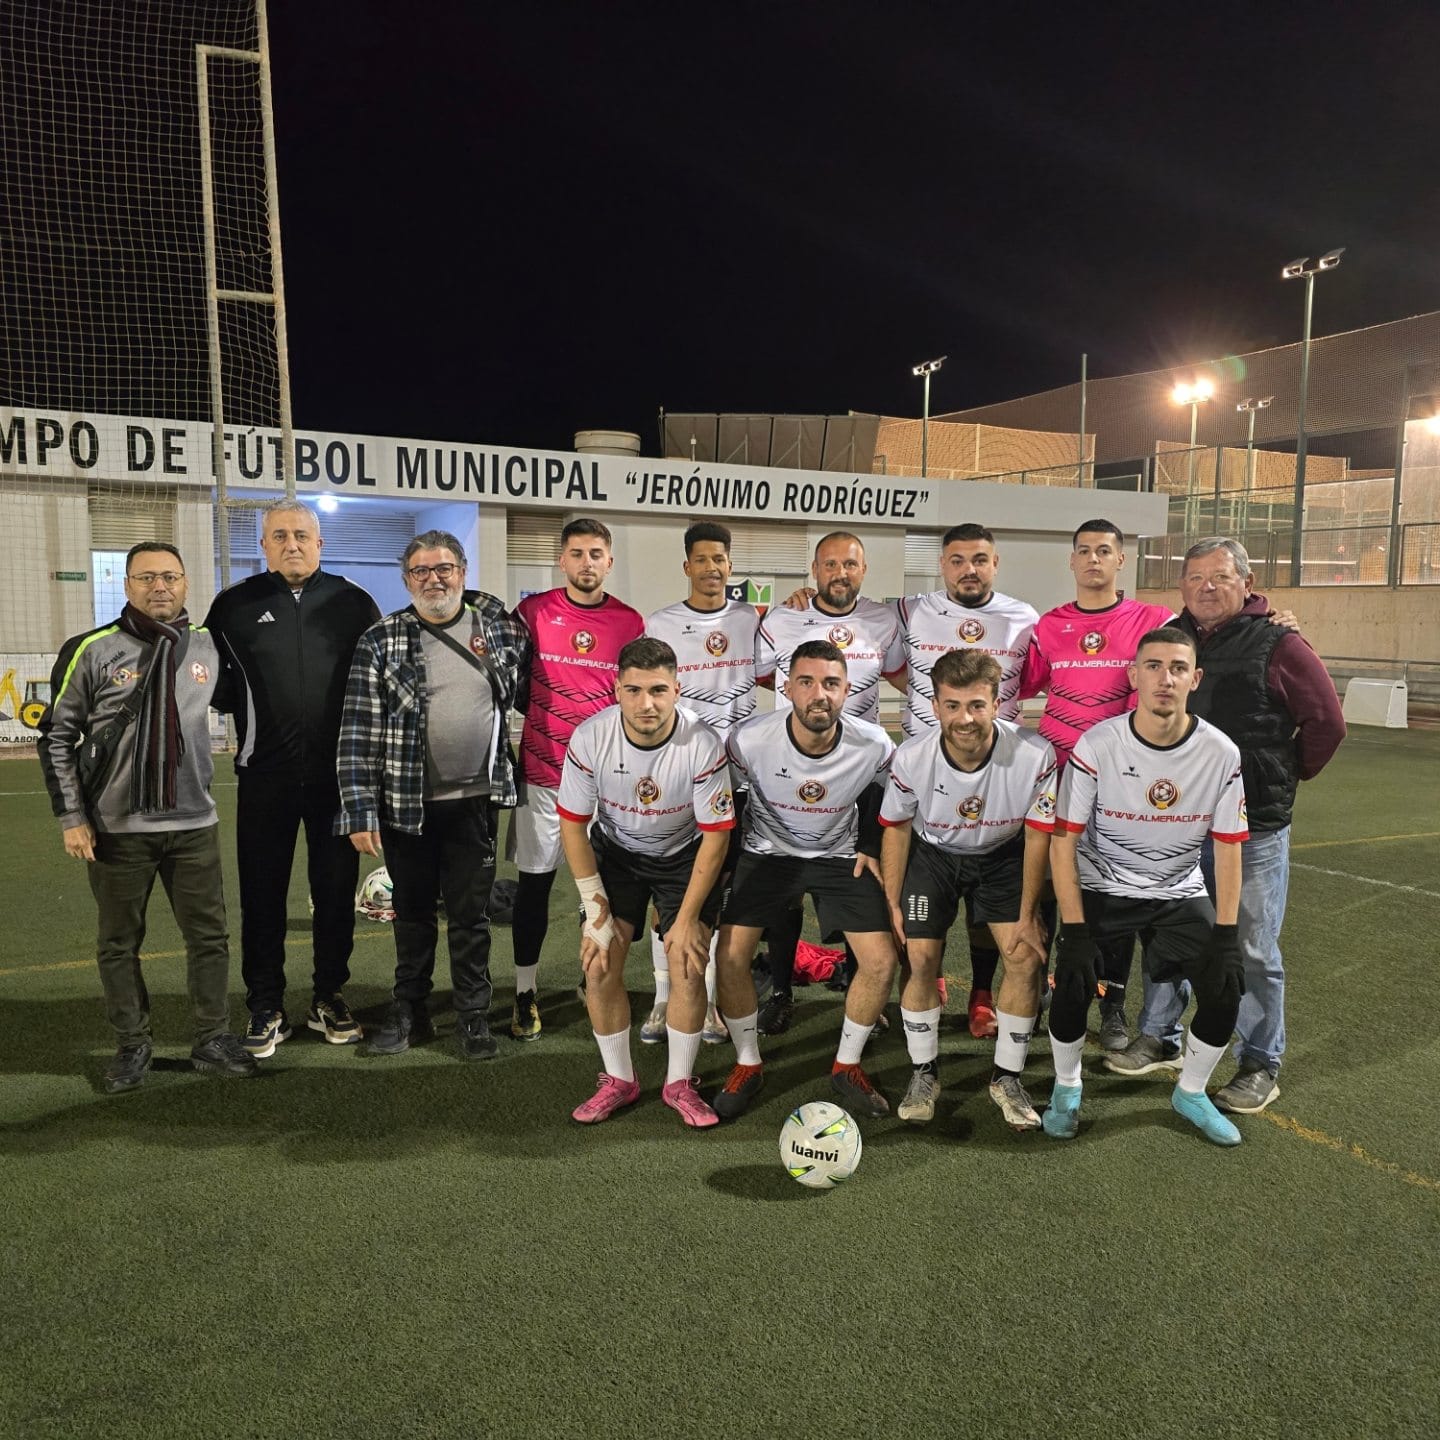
[511,518,644,1040]
[1044,627,1249,1146]
[558,638,735,1127]
[643,522,760,1045]
[880,651,1056,1128]
[711,641,897,1120]
[896,523,1038,1039]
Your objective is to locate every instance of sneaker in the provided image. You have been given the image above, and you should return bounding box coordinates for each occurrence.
[242,1009,292,1059]
[830,1062,890,1119]
[936,976,949,1007]
[1041,1080,1082,1139]
[1098,1007,1129,1053]
[1213,1064,1280,1115]
[457,1011,499,1061]
[757,991,794,1036]
[572,1072,641,1124]
[1102,1033,1182,1076]
[103,1041,152,1094]
[510,989,542,1042]
[967,988,998,1039]
[639,1001,669,1044]
[702,1003,728,1045]
[662,1076,720,1128]
[365,1000,433,1056]
[989,1073,1042,1131]
[713,1062,765,1119]
[1172,1084,1242,1146]
[306,995,362,1046]
[191,1033,259,1078]
[897,1066,941,1124]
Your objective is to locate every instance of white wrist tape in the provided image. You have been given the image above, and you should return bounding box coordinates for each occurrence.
[575,873,615,951]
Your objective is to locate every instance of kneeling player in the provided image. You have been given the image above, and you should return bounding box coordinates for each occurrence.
[712,641,898,1120]
[880,650,1055,1128]
[559,638,735,1128]
[1045,628,1248,1146]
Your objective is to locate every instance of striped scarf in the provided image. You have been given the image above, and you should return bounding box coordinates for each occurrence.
[118,603,188,814]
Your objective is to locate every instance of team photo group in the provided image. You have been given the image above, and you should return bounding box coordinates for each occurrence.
[38,501,1345,1147]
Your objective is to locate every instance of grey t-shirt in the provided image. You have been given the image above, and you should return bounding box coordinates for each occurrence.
[418,609,496,801]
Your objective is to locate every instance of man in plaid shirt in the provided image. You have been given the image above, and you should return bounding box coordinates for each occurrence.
[336,528,530,1060]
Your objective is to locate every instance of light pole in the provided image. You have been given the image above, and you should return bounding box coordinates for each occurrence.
[1171,377,1214,534]
[1281,247,1344,584]
[913,356,946,478]
[1235,396,1274,536]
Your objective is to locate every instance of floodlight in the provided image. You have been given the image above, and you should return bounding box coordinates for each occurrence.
[912,356,946,378]
[1193,377,1215,401]
[1281,258,1308,280]
[1425,415,1440,436]
[1318,247,1345,270]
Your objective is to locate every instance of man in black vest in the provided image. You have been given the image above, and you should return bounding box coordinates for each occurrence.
[1116,537,1344,1115]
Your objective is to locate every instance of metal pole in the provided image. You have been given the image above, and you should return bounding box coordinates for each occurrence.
[921,370,931,479]
[1290,272,1316,585]
[1186,401,1199,535]
[1243,405,1257,536]
[1078,352,1088,486]
[1388,368,1411,588]
[1212,439,1223,533]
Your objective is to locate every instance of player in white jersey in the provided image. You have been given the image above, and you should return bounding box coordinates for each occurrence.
[1045,627,1250,1146]
[558,638,735,1128]
[896,523,1039,1040]
[879,651,1057,1129]
[710,640,898,1121]
[642,522,761,1046]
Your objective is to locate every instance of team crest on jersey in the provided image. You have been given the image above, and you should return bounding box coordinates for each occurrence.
[710,792,734,820]
[957,618,986,644]
[957,795,985,821]
[1080,630,1107,655]
[470,634,488,657]
[1035,790,1056,820]
[705,631,729,656]
[190,662,209,684]
[827,625,854,648]
[797,780,828,805]
[572,630,596,654]
[635,777,661,806]
[1147,778,1181,810]
[110,666,140,687]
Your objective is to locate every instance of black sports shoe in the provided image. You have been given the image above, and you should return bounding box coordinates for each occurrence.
[756,991,794,1036]
[457,1011,499,1061]
[103,1041,152,1094]
[366,1000,434,1056]
[830,1062,889,1119]
[191,1033,259,1078]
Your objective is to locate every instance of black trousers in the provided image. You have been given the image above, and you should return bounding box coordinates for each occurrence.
[381,795,497,1015]
[237,770,359,1013]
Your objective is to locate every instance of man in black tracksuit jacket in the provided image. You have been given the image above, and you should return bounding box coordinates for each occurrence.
[205,501,380,1056]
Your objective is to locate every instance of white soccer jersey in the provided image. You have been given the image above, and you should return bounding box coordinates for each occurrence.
[879,719,1057,854]
[645,599,760,734]
[755,596,904,724]
[897,589,1039,735]
[556,705,734,859]
[1058,714,1249,900]
[726,709,894,859]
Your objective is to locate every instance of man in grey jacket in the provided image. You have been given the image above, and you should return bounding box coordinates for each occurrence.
[39,542,256,1092]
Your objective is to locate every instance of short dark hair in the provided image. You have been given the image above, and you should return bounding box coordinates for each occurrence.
[931,649,1002,698]
[814,531,864,559]
[617,636,677,676]
[1073,519,1124,547]
[560,517,613,549]
[1135,625,1196,660]
[125,541,184,573]
[791,639,847,670]
[402,530,466,567]
[684,521,731,556]
[941,523,994,548]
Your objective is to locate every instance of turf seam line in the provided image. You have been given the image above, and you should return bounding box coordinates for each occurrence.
[1291,861,1440,900]
[1261,1110,1440,1194]
[1292,830,1440,851]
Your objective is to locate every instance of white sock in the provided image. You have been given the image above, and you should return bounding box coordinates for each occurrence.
[994,1010,1036,1073]
[835,1017,874,1066]
[705,951,718,1004]
[514,964,539,994]
[1178,1030,1228,1095]
[650,929,670,1004]
[595,1027,634,1082]
[900,1005,942,1066]
[1050,1033,1085,1087]
[666,1027,702,1086]
[725,1010,762,1067]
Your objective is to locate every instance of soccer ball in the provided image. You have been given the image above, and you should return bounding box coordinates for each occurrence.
[779,1101,863,1190]
[356,866,396,922]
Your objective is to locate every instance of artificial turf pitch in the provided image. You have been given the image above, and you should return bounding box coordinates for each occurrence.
[2,729,1437,1439]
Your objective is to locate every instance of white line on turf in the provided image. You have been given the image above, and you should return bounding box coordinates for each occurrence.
[1292,861,1440,901]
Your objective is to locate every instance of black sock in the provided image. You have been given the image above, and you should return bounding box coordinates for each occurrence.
[970,943,999,993]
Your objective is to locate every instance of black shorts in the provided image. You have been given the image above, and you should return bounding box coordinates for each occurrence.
[901,833,1024,938]
[724,788,750,875]
[723,852,890,937]
[1081,892,1215,986]
[594,835,723,936]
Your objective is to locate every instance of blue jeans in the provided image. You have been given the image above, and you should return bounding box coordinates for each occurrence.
[1136,828,1291,1074]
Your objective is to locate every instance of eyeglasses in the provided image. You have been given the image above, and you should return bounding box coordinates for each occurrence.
[405,563,461,580]
[128,572,184,587]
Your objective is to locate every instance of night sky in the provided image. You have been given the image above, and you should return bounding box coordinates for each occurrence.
[269,3,1440,453]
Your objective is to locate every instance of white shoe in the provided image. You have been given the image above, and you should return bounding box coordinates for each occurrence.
[702,1003,728,1045]
[639,1001,668,1044]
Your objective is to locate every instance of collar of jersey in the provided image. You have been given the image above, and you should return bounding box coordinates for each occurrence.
[940,726,999,774]
[1128,712,1199,752]
[785,712,843,759]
